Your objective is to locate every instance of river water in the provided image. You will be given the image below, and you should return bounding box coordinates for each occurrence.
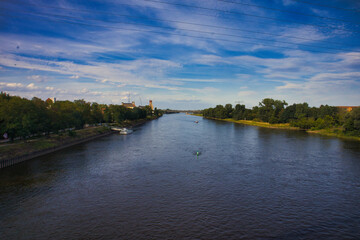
[1,113,360,239]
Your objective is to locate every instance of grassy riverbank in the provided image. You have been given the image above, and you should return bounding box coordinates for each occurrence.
[220,118,299,130]
[0,126,112,161]
[0,116,161,163]
[307,129,360,141]
[196,115,360,141]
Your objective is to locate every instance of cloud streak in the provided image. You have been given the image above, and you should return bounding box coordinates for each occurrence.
[0,0,359,109]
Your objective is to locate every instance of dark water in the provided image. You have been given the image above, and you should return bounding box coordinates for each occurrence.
[1,114,360,239]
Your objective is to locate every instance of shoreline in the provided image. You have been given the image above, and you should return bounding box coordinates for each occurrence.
[0,116,160,169]
[116,116,159,128]
[195,115,360,142]
[0,131,113,169]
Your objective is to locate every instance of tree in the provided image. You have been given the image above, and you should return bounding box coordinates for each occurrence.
[279,104,296,123]
[314,115,334,130]
[233,104,246,120]
[145,105,153,116]
[90,103,103,124]
[294,103,310,119]
[343,108,360,135]
[103,106,112,123]
[51,101,82,130]
[258,98,287,123]
[74,99,91,126]
[214,105,227,119]
[290,117,316,130]
[31,97,51,134]
[154,107,159,117]
[2,96,27,140]
[318,105,338,119]
[110,105,127,123]
[224,104,233,118]
[0,93,161,140]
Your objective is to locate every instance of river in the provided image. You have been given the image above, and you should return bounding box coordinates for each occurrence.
[1,113,360,239]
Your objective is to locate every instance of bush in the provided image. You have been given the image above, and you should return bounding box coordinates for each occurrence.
[290,118,316,129]
[343,108,360,136]
[68,130,76,137]
[269,116,279,124]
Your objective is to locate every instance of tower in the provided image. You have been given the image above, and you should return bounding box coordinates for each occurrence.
[149,100,154,110]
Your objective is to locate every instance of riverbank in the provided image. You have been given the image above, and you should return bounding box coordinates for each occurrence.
[197,115,360,141]
[115,116,159,128]
[307,129,360,141]
[0,116,160,169]
[0,127,112,169]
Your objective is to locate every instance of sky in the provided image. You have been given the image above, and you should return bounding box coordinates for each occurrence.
[0,0,360,110]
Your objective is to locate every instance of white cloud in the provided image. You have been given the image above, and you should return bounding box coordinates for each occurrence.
[0,0,359,109]
[0,82,47,92]
[0,82,24,89]
[310,72,360,82]
[27,75,48,83]
[169,77,223,83]
[276,82,304,90]
[238,90,256,97]
[278,26,330,43]
[0,53,183,90]
[26,83,38,90]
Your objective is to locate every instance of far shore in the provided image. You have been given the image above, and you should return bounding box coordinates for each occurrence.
[193,114,360,142]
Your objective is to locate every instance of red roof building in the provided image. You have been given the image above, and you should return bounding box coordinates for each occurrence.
[336,106,359,112]
[122,101,136,109]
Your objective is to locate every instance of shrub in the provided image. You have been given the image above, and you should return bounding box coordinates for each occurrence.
[68,130,76,137]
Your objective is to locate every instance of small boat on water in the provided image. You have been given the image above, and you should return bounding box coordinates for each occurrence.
[119,128,133,135]
[195,121,199,123]
[111,127,133,135]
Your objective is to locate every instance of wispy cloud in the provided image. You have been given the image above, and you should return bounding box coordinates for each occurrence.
[0,0,359,109]
[27,75,48,82]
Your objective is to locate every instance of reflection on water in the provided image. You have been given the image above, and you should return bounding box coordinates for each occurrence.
[1,114,360,239]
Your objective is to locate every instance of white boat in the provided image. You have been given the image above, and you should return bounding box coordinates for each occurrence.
[111,127,133,134]
[111,127,123,131]
[119,128,133,135]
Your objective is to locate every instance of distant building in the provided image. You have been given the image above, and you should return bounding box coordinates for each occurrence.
[122,101,136,109]
[46,97,56,104]
[149,100,154,110]
[337,106,359,112]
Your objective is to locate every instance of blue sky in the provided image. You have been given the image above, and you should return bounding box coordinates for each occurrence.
[0,0,359,109]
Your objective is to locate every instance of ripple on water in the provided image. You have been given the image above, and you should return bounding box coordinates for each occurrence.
[1,114,360,239]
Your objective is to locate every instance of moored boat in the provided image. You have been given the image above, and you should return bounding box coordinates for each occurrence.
[111,127,123,131]
[111,127,133,134]
[119,128,133,135]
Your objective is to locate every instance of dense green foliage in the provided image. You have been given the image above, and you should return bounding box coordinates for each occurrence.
[343,108,360,136]
[202,98,359,136]
[0,92,161,140]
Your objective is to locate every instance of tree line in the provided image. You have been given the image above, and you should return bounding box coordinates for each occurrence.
[202,98,360,136]
[0,92,162,140]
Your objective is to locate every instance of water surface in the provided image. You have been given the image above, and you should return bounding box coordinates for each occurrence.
[1,114,360,239]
